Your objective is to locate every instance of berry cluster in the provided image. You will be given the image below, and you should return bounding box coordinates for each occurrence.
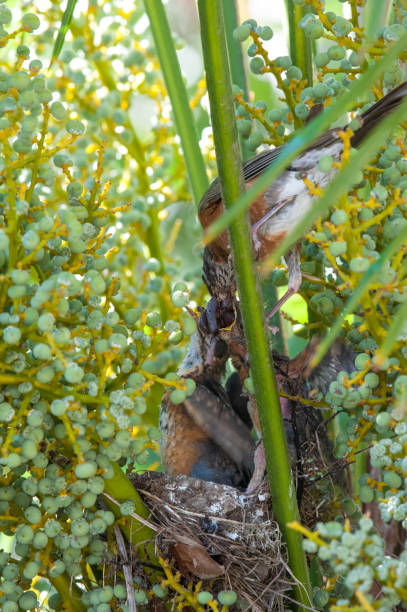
[0,2,203,609]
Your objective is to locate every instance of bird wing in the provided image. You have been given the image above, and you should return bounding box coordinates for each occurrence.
[198,147,282,216]
[199,81,407,213]
[183,383,255,478]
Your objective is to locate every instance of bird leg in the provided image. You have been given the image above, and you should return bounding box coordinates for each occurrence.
[266,245,302,322]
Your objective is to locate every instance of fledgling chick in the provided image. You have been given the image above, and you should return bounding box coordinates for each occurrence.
[159,324,255,489]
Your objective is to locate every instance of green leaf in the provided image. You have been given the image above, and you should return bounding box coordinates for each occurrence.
[50,0,77,68]
[363,0,392,41]
[144,0,209,205]
[376,301,407,364]
[284,0,313,86]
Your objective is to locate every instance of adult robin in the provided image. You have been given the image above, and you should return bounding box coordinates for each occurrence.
[199,82,407,317]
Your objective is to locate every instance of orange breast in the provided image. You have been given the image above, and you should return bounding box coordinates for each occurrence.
[160,395,209,477]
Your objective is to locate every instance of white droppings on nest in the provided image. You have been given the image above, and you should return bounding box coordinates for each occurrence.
[208,502,222,514]
[223,531,239,541]
[130,472,291,611]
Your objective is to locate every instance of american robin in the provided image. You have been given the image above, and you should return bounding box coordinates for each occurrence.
[199,82,407,318]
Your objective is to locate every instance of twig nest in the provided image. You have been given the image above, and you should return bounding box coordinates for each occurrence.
[131,471,292,610]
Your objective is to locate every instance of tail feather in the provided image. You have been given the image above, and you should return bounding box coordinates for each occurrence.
[351,81,407,147]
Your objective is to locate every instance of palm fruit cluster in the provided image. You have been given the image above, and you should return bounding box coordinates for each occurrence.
[0,2,206,610]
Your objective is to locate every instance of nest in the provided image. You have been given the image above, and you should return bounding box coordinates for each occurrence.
[130,471,295,611]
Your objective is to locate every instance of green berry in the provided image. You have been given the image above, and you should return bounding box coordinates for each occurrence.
[250,57,264,74]
[64,363,84,383]
[22,229,40,250]
[355,353,369,370]
[0,6,12,24]
[75,461,97,479]
[13,71,30,91]
[38,312,55,331]
[259,26,273,40]
[267,109,283,122]
[182,316,196,336]
[33,343,52,360]
[313,589,329,607]
[22,13,41,31]
[330,209,347,225]
[66,119,85,135]
[350,257,369,273]
[375,412,390,428]
[247,130,264,149]
[359,485,374,503]
[394,375,407,397]
[146,311,161,328]
[171,291,189,308]
[53,153,72,167]
[185,378,196,397]
[218,591,237,606]
[275,56,292,70]
[287,66,302,81]
[50,101,67,120]
[50,399,67,417]
[313,82,329,99]
[383,471,402,489]
[170,389,186,404]
[332,16,353,37]
[328,45,346,61]
[236,118,252,137]
[315,52,329,67]
[24,505,42,524]
[295,103,309,119]
[318,155,334,173]
[329,242,347,257]
[233,24,251,42]
[19,591,38,610]
[365,372,379,388]
[3,326,21,344]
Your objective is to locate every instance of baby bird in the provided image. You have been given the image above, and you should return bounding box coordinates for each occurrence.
[159,323,255,489]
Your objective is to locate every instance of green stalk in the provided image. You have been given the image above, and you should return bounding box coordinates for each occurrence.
[197,2,312,609]
[144,0,209,205]
[103,462,157,562]
[222,0,251,161]
[50,574,86,611]
[362,0,392,40]
[49,0,78,67]
[377,301,407,362]
[284,0,313,85]
[203,32,407,245]
[353,450,366,498]
[224,0,283,336]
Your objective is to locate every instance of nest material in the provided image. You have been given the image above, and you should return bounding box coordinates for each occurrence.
[130,471,294,611]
